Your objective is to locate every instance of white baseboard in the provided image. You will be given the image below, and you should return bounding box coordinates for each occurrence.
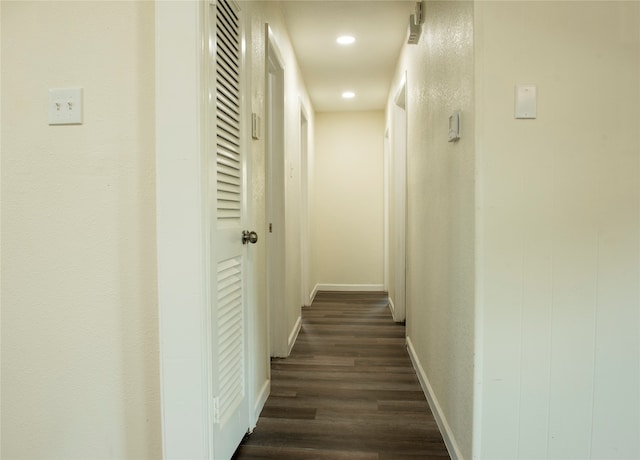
[252,378,270,429]
[287,315,302,355]
[388,296,395,316]
[314,283,385,292]
[406,336,463,460]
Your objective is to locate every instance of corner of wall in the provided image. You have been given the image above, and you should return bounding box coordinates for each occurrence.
[406,336,464,460]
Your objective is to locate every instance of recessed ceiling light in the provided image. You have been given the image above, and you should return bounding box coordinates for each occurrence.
[342,91,356,99]
[336,35,355,45]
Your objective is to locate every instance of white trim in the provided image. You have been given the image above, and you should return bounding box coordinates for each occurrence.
[310,284,319,303]
[406,336,463,460]
[287,315,302,354]
[388,295,396,317]
[391,73,408,323]
[383,127,390,292]
[252,379,270,429]
[235,2,255,441]
[156,2,211,458]
[314,283,385,292]
[265,24,288,358]
[473,13,486,455]
[299,99,312,307]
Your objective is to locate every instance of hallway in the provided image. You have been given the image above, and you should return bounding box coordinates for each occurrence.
[3,1,640,459]
[233,292,450,459]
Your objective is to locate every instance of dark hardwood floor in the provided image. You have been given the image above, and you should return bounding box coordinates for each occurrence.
[233,291,450,459]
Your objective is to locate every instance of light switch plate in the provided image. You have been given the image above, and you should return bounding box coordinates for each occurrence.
[515,85,537,119]
[49,88,83,125]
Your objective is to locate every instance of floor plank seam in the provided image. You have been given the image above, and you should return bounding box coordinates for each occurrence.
[233,292,450,460]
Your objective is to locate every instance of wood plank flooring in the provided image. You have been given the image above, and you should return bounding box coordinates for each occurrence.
[232,292,451,459]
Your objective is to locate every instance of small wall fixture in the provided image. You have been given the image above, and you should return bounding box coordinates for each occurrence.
[415,1,425,24]
[407,2,425,45]
[408,14,421,44]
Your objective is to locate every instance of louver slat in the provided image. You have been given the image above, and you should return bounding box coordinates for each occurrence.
[215,0,241,223]
[216,257,244,426]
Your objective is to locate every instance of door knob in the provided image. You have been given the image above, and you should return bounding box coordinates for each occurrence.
[242,230,258,245]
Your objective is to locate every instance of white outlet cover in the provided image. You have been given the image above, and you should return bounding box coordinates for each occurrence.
[49,87,83,125]
[515,85,537,119]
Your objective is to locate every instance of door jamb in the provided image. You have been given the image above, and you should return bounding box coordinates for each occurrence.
[299,100,311,307]
[392,74,408,323]
[265,25,288,358]
[383,127,390,292]
[155,2,213,457]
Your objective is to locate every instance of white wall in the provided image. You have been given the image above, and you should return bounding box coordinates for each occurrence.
[1,2,161,458]
[312,111,384,291]
[242,0,315,401]
[387,2,476,458]
[244,1,314,355]
[475,2,640,458]
[279,14,314,343]
[389,3,639,459]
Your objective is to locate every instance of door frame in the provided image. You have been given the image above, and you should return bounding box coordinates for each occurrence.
[383,127,390,292]
[299,100,311,307]
[391,74,407,323]
[155,2,253,457]
[265,25,288,358]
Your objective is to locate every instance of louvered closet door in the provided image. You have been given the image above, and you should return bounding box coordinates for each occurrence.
[210,1,249,458]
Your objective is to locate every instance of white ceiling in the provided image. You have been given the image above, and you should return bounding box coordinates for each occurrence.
[280,0,415,112]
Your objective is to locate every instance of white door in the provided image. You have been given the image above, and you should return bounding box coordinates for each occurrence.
[209,1,250,458]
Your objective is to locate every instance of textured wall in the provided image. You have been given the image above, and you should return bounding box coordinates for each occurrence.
[243,0,315,404]
[277,8,314,344]
[247,1,314,353]
[1,2,161,458]
[388,2,476,458]
[312,111,385,289]
[475,2,640,458]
